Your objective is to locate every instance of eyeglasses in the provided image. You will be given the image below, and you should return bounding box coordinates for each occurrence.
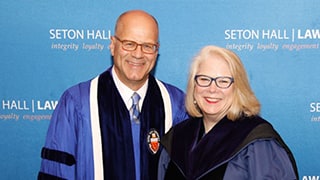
[113,36,159,54]
[194,75,234,89]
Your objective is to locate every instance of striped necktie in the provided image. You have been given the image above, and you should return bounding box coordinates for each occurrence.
[130,92,141,123]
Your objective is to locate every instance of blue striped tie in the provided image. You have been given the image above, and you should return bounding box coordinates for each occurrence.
[131,92,141,123]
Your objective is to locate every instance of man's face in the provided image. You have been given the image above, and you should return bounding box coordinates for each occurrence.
[109,12,159,91]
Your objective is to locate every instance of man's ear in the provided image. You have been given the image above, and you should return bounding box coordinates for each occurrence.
[109,37,115,56]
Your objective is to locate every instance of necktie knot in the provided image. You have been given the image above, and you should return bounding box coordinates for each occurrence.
[132,92,140,106]
[131,92,141,123]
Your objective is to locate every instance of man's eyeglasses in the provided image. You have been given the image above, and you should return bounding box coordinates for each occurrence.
[194,75,234,89]
[113,36,159,54]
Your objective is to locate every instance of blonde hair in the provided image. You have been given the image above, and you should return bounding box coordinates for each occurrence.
[185,45,260,121]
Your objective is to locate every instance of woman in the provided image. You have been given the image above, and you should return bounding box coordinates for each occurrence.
[158,46,298,179]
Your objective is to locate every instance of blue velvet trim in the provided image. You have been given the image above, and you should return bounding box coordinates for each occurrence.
[41,147,76,166]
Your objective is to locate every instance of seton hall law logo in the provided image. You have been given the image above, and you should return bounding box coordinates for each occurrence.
[310,102,320,122]
[49,28,111,51]
[49,29,111,40]
[302,175,320,180]
[2,99,58,113]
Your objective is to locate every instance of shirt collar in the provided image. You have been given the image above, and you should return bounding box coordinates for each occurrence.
[111,66,148,110]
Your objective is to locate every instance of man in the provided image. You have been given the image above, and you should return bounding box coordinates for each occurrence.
[38,10,188,180]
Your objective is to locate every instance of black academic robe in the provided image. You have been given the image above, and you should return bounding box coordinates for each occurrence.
[161,116,299,179]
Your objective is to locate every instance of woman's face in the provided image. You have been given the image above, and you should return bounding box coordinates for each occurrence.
[194,54,234,120]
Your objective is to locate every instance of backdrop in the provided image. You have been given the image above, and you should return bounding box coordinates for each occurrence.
[1,1,319,179]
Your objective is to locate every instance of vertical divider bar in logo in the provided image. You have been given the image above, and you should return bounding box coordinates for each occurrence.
[32,99,35,113]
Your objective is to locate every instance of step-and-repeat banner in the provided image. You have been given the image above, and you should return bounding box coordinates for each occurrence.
[1,1,319,179]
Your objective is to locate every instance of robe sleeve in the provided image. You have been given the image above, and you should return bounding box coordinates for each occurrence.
[38,90,78,179]
[224,139,297,180]
[38,80,97,180]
